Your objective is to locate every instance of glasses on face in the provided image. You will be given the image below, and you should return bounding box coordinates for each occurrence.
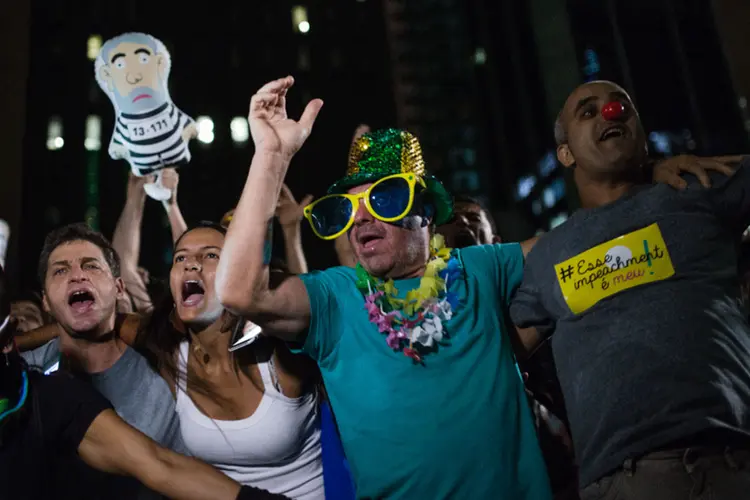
[303,173,426,240]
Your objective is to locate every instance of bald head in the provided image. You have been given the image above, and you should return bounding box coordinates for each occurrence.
[554,80,647,181]
[554,81,631,146]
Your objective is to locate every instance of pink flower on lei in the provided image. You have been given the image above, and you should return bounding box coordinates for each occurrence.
[364,291,384,320]
[374,311,400,333]
[385,331,402,349]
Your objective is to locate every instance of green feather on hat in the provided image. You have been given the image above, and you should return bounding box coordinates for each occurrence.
[327,128,454,226]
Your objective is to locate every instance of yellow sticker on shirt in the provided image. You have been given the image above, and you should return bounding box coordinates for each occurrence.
[554,223,675,314]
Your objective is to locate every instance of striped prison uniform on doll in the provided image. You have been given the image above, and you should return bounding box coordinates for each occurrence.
[110,102,194,176]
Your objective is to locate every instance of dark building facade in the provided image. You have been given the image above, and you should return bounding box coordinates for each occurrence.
[465,0,748,237]
[19,0,396,288]
[383,0,489,201]
[382,0,578,240]
[0,0,31,292]
[12,0,750,291]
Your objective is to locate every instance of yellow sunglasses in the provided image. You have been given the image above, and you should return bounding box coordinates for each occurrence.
[303,173,426,240]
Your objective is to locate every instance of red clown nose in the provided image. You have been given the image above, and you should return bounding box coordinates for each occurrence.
[601,101,626,121]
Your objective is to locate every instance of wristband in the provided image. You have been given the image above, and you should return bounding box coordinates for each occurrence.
[236,484,291,500]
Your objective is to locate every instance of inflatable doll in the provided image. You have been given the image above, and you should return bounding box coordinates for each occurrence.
[95,32,197,200]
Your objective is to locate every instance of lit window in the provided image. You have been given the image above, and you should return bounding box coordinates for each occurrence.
[549,212,569,229]
[542,178,566,208]
[473,47,487,65]
[46,116,64,150]
[582,48,601,80]
[538,151,557,177]
[515,174,536,200]
[292,6,310,34]
[543,188,556,208]
[85,115,101,151]
[196,116,214,144]
[648,131,672,156]
[87,35,102,61]
[230,117,249,143]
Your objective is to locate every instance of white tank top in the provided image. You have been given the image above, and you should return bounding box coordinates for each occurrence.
[175,341,324,500]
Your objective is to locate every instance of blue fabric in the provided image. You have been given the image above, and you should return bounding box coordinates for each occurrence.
[299,243,552,499]
[320,401,356,500]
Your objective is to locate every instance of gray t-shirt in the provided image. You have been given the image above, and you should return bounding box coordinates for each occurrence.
[23,339,184,499]
[510,162,750,488]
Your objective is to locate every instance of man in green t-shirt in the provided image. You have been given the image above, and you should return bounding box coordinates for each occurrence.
[216,76,552,499]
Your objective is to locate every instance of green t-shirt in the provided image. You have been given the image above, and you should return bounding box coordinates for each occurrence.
[300,243,552,499]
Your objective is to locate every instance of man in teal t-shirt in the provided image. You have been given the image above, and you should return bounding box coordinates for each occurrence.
[217,77,551,499]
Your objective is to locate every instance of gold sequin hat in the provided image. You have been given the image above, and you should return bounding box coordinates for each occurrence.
[327,128,454,225]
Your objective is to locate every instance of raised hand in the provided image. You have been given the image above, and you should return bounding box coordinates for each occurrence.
[248,76,323,161]
[159,168,180,204]
[652,154,737,190]
[275,184,314,228]
[136,266,151,285]
[126,172,155,198]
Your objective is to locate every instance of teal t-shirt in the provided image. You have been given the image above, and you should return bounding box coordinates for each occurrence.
[299,243,552,499]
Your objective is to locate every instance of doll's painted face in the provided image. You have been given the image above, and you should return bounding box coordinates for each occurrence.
[99,41,169,114]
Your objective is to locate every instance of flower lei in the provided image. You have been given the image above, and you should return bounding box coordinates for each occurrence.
[355,234,462,363]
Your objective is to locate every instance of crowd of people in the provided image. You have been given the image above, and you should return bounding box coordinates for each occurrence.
[2,66,750,500]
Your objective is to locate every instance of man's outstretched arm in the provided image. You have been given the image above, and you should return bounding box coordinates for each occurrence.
[78,409,288,499]
[216,76,323,342]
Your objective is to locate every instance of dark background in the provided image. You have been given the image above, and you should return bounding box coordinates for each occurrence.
[1,0,750,293]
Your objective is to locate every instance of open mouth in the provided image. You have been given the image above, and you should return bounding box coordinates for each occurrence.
[358,233,384,250]
[600,125,628,141]
[181,280,205,307]
[68,289,95,314]
[453,228,479,247]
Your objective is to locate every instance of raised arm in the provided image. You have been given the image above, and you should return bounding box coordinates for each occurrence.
[112,173,153,313]
[78,409,287,500]
[14,322,60,351]
[275,184,313,274]
[216,76,323,341]
[112,173,149,272]
[160,168,188,243]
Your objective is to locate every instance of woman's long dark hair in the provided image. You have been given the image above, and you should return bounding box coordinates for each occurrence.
[134,222,321,403]
[135,223,243,400]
